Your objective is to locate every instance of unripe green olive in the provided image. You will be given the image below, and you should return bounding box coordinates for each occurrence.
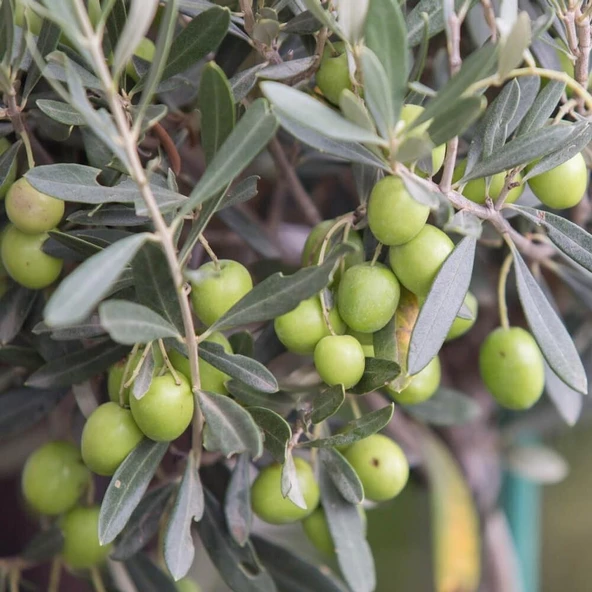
[169,331,232,394]
[61,506,112,570]
[367,176,429,246]
[527,153,588,209]
[130,373,194,441]
[479,327,545,409]
[1,225,63,290]
[274,296,345,355]
[15,3,43,35]
[344,434,409,502]
[81,402,144,476]
[386,355,441,405]
[337,263,400,333]
[22,441,90,516]
[0,137,16,199]
[316,42,353,106]
[399,104,446,174]
[313,335,365,388]
[6,178,65,234]
[388,224,454,297]
[251,457,320,524]
[301,220,364,277]
[302,505,366,556]
[126,37,155,81]
[190,260,253,327]
[446,291,478,341]
[347,329,374,357]
[452,160,524,205]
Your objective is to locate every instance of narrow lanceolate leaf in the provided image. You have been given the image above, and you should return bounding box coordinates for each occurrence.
[194,490,276,592]
[0,140,20,195]
[461,123,579,181]
[180,99,277,216]
[404,387,481,426]
[199,342,278,393]
[349,358,401,395]
[22,19,61,99]
[544,362,583,426]
[0,387,68,440]
[252,535,348,592]
[516,80,565,136]
[281,450,307,509]
[112,483,176,561]
[199,61,236,164]
[261,82,388,147]
[26,341,130,388]
[408,237,477,375]
[444,211,483,239]
[218,176,260,211]
[36,99,87,125]
[132,242,184,333]
[498,12,531,80]
[21,525,64,562]
[164,452,204,581]
[99,300,181,345]
[320,467,375,592]
[199,391,263,458]
[0,346,43,369]
[155,7,229,84]
[365,0,408,120]
[360,47,394,140]
[411,44,497,130]
[522,121,592,180]
[276,111,391,170]
[320,448,364,504]
[132,347,154,401]
[420,426,480,592]
[310,384,346,424]
[0,285,38,345]
[510,245,587,394]
[25,165,184,208]
[304,404,395,448]
[428,95,486,147]
[44,233,151,327]
[513,205,592,272]
[208,244,353,332]
[248,407,291,463]
[225,453,252,547]
[99,440,168,545]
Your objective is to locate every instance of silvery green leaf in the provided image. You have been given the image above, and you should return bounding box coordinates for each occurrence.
[261,81,388,147]
[462,123,577,181]
[164,452,204,581]
[545,361,583,426]
[408,237,476,375]
[302,0,344,39]
[522,121,592,180]
[99,300,181,345]
[498,12,531,80]
[506,443,568,484]
[428,95,486,147]
[336,0,369,43]
[506,76,540,135]
[320,466,375,592]
[43,53,101,88]
[511,244,587,394]
[516,80,565,136]
[399,171,439,208]
[444,210,483,238]
[339,90,376,132]
[248,407,291,463]
[36,99,86,125]
[112,0,159,76]
[404,387,481,426]
[276,111,390,170]
[320,448,364,504]
[310,384,346,424]
[224,453,252,547]
[281,450,306,509]
[44,233,151,327]
[22,18,61,99]
[180,99,277,215]
[258,57,316,81]
[365,0,408,119]
[360,47,394,140]
[481,80,520,159]
[230,63,266,102]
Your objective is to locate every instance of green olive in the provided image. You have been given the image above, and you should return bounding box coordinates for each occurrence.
[316,42,353,106]
[479,327,545,409]
[251,457,320,524]
[367,176,429,246]
[314,335,366,388]
[446,291,478,341]
[386,355,441,405]
[274,296,345,355]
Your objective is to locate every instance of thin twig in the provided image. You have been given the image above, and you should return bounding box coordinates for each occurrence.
[4,90,34,168]
[268,137,322,225]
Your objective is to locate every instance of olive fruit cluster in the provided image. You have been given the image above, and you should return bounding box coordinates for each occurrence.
[20,441,111,570]
[0,176,64,290]
[250,435,409,553]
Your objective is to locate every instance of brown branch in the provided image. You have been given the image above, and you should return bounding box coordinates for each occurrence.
[268,137,322,225]
[152,122,181,176]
